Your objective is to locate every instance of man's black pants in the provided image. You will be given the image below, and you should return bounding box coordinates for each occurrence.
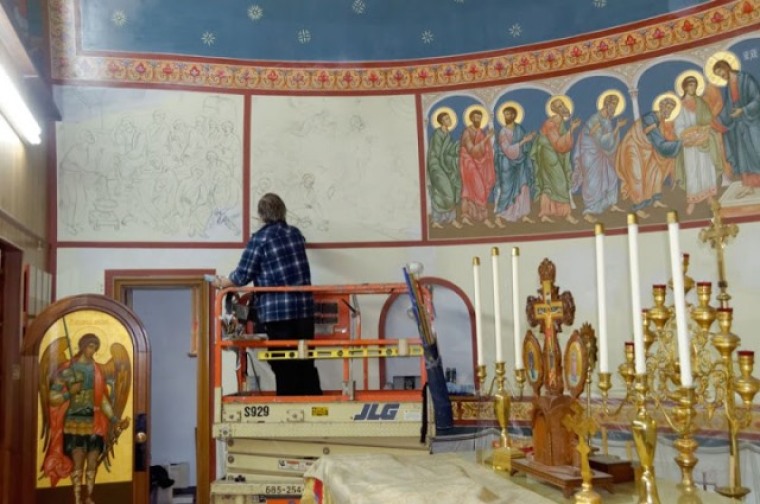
[264,317,323,396]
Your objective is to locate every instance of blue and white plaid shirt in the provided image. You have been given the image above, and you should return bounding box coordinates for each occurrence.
[229,221,314,323]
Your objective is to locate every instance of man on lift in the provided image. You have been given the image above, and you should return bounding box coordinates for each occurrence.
[213,193,323,396]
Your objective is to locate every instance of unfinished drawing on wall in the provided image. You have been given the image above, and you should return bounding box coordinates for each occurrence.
[55,86,244,242]
[250,95,421,243]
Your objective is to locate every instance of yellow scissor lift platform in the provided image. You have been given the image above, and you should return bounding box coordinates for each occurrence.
[211,283,435,503]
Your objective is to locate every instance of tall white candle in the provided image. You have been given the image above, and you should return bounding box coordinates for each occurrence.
[491,247,504,362]
[627,214,646,375]
[595,224,609,373]
[473,257,484,366]
[667,211,693,388]
[512,247,524,369]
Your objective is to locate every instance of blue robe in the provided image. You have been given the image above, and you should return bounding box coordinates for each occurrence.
[718,71,760,179]
[572,111,622,215]
[494,123,535,214]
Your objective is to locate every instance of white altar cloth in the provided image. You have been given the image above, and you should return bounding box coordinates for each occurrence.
[300,452,556,504]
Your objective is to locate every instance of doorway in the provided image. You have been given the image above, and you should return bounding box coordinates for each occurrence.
[108,271,213,504]
[132,288,197,500]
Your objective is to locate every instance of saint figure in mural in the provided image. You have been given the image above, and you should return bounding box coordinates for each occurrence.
[426,108,463,229]
[571,90,628,223]
[39,332,131,504]
[493,102,537,225]
[615,93,682,219]
[530,96,581,224]
[459,106,496,228]
[673,71,724,215]
[708,51,760,199]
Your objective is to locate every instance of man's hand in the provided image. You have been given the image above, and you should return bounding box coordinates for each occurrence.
[731,107,743,118]
[68,382,83,395]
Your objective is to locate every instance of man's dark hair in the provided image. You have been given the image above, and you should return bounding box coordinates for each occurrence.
[712,60,734,76]
[258,193,287,223]
[436,112,449,125]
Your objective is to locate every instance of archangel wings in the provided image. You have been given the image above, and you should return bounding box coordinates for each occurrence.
[38,337,71,451]
[102,342,132,423]
[101,342,132,470]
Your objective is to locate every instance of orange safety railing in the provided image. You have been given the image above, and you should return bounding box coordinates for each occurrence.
[213,283,428,403]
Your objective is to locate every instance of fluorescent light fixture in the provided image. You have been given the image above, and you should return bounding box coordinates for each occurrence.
[0,113,18,144]
[0,63,40,144]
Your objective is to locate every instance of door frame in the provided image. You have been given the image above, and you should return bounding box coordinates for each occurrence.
[0,239,23,504]
[106,269,214,504]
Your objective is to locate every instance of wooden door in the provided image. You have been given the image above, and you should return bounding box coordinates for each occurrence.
[20,294,150,504]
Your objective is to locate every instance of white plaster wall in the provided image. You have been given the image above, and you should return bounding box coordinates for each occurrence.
[56,219,760,397]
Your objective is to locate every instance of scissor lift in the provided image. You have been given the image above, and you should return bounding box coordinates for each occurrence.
[211,283,434,503]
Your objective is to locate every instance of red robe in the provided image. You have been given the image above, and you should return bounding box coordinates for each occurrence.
[459,125,495,218]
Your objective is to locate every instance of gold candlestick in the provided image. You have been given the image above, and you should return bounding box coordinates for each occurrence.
[707,307,758,499]
[489,361,525,472]
[514,367,526,398]
[620,342,637,390]
[632,374,660,504]
[716,347,758,498]
[672,387,699,490]
[477,364,487,395]
[647,284,670,330]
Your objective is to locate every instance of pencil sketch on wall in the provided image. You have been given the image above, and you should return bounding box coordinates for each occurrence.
[250,95,421,243]
[55,86,244,242]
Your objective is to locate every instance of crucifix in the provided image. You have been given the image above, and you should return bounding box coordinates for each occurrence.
[512,258,615,492]
[698,200,738,308]
[527,258,576,396]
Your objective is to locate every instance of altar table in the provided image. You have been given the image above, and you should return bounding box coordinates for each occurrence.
[300,451,742,504]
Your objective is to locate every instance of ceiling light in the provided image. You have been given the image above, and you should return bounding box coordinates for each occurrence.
[0,63,41,144]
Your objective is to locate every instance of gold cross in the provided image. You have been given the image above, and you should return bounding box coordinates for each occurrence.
[533,279,564,339]
[562,402,598,485]
[698,200,738,308]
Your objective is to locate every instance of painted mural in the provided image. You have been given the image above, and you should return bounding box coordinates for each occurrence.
[46,0,760,245]
[36,310,134,504]
[55,87,244,242]
[424,39,760,239]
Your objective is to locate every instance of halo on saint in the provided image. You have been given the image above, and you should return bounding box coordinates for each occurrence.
[674,70,706,97]
[545,95,574,118]
[705,50,741,87]
[430,106,458,130]
[464,104,490,129]
[596,89,626,117]
[652,92,682,122]
[496,101,525,126]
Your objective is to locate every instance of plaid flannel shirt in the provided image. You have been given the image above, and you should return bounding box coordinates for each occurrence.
[229,221,313,323]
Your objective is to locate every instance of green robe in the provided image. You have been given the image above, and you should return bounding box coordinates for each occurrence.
[530,119,573,204]
[426,128,462,213]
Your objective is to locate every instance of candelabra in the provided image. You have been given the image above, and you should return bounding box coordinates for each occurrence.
[641,274,759,496]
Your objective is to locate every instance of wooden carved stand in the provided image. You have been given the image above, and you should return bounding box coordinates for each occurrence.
[511,259,614,498]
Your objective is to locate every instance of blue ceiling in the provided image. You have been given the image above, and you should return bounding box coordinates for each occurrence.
[80,0,711,63]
